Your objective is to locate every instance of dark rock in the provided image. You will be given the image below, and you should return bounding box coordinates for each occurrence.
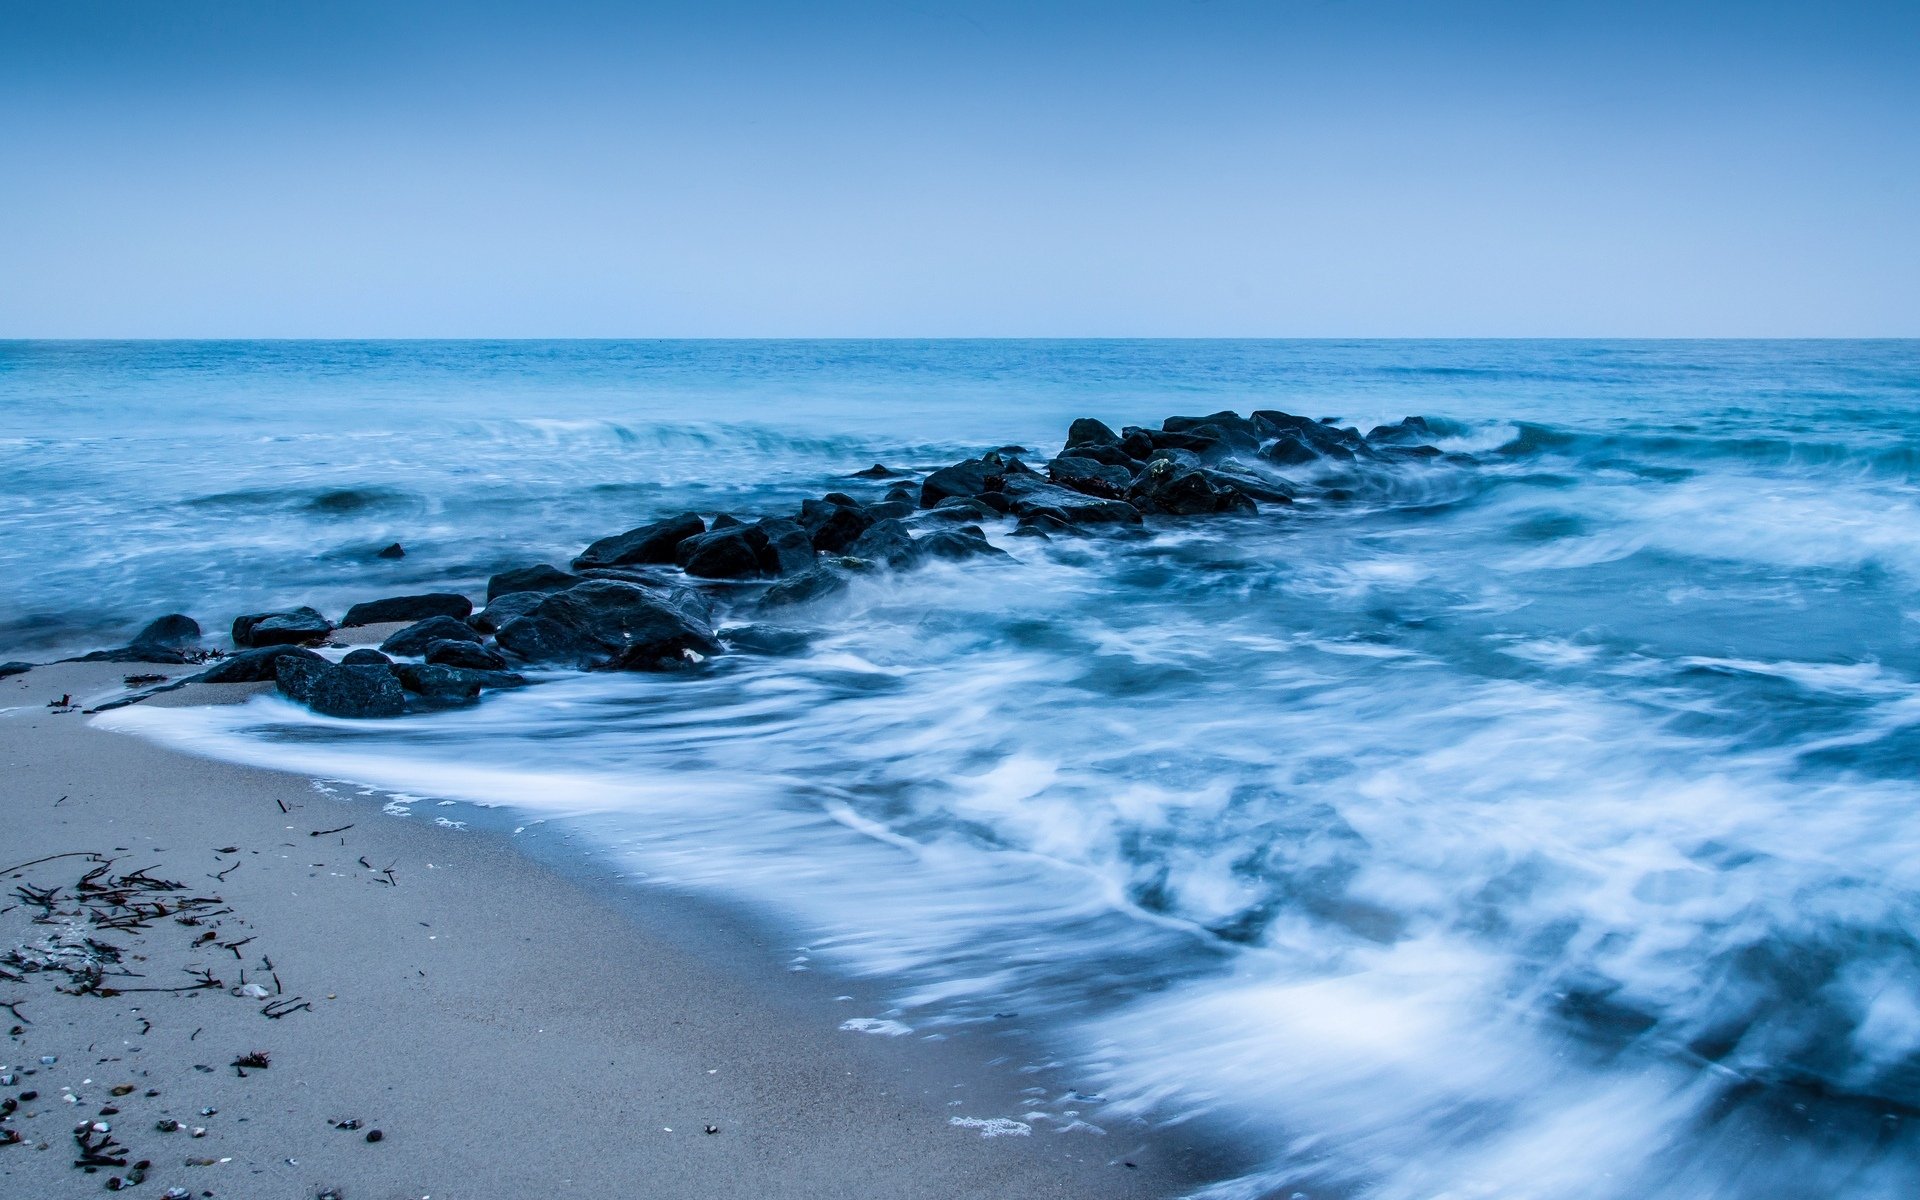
[1009,524,1050,539]
[0,661,30,678]
[919,525,1011,562]
[678,524,770,579]
[927,497,1000,522]
[1365,416,1434,445]
[502,580,720,671]
[710,513,745,530]
[1066,417,1121,448]
[849,464,903,479]
[195,645,325,683]
[232,607,333,648]
[970,491,1014,515]
[341,592,473,627]
[425,639,508,671]
[308,663,408,719]
[864,500,916,521]
[132,614,201,653]
[919,451,1032,508]
[1380,443,1443,459]
[1128,458,1255,516]
[376,542,407,560]
[822,492,862,507]
[722,625,815,656]
[380,615,483,657]
[1014,513,1082,538]
[572,512,706,570]
[1059,441,1139,469]
[1163,410,1260,439]
[1250,410,1373,464]
[848,519,923,569]
[471,591,548,633]
[797,498,874,553]
[1046,456,1133,500]
[761,566,850,608]
[486,564,581,602]
[575,566,675,588]
[755,517,818,575]
[999,476,1143,524]
[272,654,332,705]
[883,486,917,504]
[341,648,392,666]
[1120,425,1221,460]
[392,663,527,708]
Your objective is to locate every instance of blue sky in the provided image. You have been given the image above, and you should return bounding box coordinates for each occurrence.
[2,1,1915,336]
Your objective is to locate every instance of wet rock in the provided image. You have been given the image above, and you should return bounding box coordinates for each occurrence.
[272,653,332,704]
[299,662,408,719]
[1058,441,1138,469]
[678,524,770,579]
[1251,410,1373,464]
[132,614,201,657]
[470,590,547,634]
[195,645,325,683]
[340,648,392,666]
[919,525,1011,562]
[1120,425,1221,461]
[485,564,581,601]
[379,615,482,657]
[927,497,1000,522]
[1066,417,1121,448]
[376,542,406,559]
[1128,458,1255,515]
[425,639,508,671]
[797,497,874,553]
[849,463,903,479]
[919,451,1033,508]
[340,592,474,627]
[761,565,851,608]
[392,663,526,707]
[848,519,923,569]
[1365,415,1434,445]
[233,607,333,648]
[0,661,30,678]
[999,475,1143,524]
[883,485,916,504]
[501,580,720,671]
[864,500,916,521]
[1046,456,1133,500]
[756,517,818,575]
[573,512,706,570]
[1013,513,1082,538]
[723,624,816,655]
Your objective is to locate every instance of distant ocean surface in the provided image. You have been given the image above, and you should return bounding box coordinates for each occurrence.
[11,339,1920,1198]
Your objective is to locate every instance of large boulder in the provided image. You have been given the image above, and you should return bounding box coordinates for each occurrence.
[232,607,333,648]
[756,517,817,575]
[471,590,549,633]
[848,519,923,569]
[1065,417,1121,448]
[426,639,508,671]
[1119,426,1223,462]
[196,645,326,683]
[919,451,1033,508]
[761,565,852,608]
[485,564,582,601]
[797,498,874,553]
[132,614,201,657]
[1250,411,1373,465]
[341,593,473,627]
[919,525,1011,562]
[573,512,706,570]
[998,476,1143,524]
[498,580,720,671]
[341,648,392,666]
[1365,416,1438,447]
[380,615,482,657]
[678,524,770,579]
[1046,456,1133,500]
[275,657,407,719]
[1128,459,1257,516]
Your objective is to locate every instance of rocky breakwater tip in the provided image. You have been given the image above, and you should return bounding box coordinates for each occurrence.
[58,407,1455,719]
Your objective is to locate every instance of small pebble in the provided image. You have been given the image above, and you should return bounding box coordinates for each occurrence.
[365,1129,383,1143]
[39,1056,56,1065]
[156,1119,180,1133]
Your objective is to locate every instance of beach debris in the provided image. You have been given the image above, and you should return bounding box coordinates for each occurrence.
[232,982,271,1000]
[309,824,354,838]
[155,1118,180,1133]
[230,1050,270,1075]
[123,674,169,687]
[163,1189,191,1200]
[331,1117,361,1130]
[73,1120,129,1167]
[318,1189,345,1200]
[109,1084,134,1096]
[703,1123,720,1135]
[190,1126,207,1138]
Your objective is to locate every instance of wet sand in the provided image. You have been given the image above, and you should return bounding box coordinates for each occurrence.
[1,660,1216,1199]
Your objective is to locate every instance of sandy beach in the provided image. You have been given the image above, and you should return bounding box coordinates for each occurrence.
[2,658,1219,1199]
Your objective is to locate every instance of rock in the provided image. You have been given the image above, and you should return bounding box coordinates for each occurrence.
[502,580,720,671]
[376,542,406,559]
[1120,425,1222,461]
[272,654,332,704]
[573,512,706,570]
[1058,441,1138,469]
[470,590,547,634]
[1365,415,1434,445]
[919,525,1011,562]
[711,513,745,530]
[1066,417,1121,448]
[883,486,916,504]
[919,451,1033,508]
[797,498,874,553]
[1014,513,1081,538]
[340,592,474,627]
[379,615,482,657]
[425,639,508,671]
[132,614,201,654]
[1046,456,1133,499]
[392,663,526,708]
[195,645,325,683]
[756,517,818,575]
[340,648,392,666]
[1127,458,1254,515]
[0,661,30,678]
[927,497,1000,522]
[864,500,916,521]
[722,625,815,655]
[761,566,850,608]
[485,564,581,601]
[678,524,770,579]
[232,607,333,648]
[848,519,923,569]
[849,464,903,479]
[1250,410,1372,464]
[999,476,1142,524]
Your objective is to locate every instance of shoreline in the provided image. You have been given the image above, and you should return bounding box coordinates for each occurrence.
[3,661,1232,1199]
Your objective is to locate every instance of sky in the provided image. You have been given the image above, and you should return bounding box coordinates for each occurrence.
[1,1,1916,337]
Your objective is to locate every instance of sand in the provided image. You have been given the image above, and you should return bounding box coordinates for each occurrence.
[1,661,1222,1199]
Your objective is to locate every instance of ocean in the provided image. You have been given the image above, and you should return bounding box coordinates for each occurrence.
[7,338,1920,1197]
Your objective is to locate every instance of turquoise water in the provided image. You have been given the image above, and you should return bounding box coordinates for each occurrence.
[13,339,1920,1197]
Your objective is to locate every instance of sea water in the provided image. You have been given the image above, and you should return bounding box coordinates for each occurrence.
[8,339,1920,1197]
